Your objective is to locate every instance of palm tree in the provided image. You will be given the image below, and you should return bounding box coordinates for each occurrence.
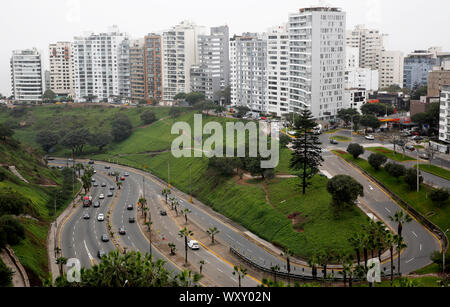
[206,227,220,245]
[81,173,92,194]
[199,260,205,275]
[394,234,407,276]
[117,181,122,190]
[338,253,353,287]
[161,189,171,204]
[182,208,191,225]
[348,233,363,266]
[385,232,396,285]
[139,198,147,217]
[145,221,153,256]
[317,251,332,281]
[270,265,280,283]
[360,233,370,269]
[307,255,319,280]
[169,197,176,210]
[168,242,176,256]
[75,163,84,178]
[389,210,412,238]
[174,201,180,216]
[178,228,193,266]
[56,257,67,276]
[232,265,247,287]
[176,270,202,287]
[280,248,294,284]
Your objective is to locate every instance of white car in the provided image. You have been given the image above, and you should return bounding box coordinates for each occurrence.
[97,213,105,221]
[188,240,200,250]
[99,194,105,199]
[365,135,375,140]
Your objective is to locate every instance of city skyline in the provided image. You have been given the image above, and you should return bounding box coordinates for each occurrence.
[1,0,450,96]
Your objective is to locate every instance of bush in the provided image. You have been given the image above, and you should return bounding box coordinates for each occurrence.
[347,143,365,159]
[0,191,29,216]
[430,251,450,273]
[169,107,181,118]
[140,110,156,125]
[429,188,449,206]
[0,259,13,287]
[368,153,387,170]
[326,175,364,217]
[0,215,25,247]
[279,134,291,148]
[111,113,132,142]
[404,168,423,191]
[384,162,406,181]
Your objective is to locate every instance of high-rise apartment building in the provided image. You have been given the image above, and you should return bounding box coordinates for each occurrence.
[439,85,450,143]
[289,7,346,120]
[403,49,437,90]
[266,24,289,116]
[72,26,130,102]
[346,25,386,70]
[129,39,145,102]
[162,21,201,101]
[144,34,163,103]
[10,48,43,102]
[379,50,404,89]
[230,33,267,112]
[49,42,73,96]
[191,25,230,102]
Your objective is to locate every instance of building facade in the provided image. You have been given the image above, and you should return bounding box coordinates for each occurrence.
[10,48,43,102]
[230,33,267,112]
[266,24,289,116]
[162,21,200,101]
[144,34,163,103]
[345,68,379,92]
[379,50,404,89]
[346,25,386,70]
[289,7,346,120]
[129,39,145,102]
[72,26,130,102]
[49,42,73,96]
[193,25,230,102]
[439,85,450,143]
[403,50,437,90]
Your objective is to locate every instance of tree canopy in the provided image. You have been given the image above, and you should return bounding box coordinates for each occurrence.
[111,113,133,142]
[360,103,394,117]
[327,175,364,215]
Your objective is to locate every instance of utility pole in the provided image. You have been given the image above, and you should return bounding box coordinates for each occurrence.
[190,164,193,204]
[168,162,171,189]
[416,149,420,193]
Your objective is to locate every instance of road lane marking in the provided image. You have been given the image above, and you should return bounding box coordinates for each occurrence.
[420,244,422,251]
[412,231,418,238]
[84,240,95,266]
[385,207,391,214]
[405,258,415,264]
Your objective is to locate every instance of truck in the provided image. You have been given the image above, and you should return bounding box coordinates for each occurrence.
[83,196,92,207]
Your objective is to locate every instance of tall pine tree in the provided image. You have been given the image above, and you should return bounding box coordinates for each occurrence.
[289,109,324,194]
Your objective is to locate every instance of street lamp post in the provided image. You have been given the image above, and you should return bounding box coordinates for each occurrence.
[416,149,420,193]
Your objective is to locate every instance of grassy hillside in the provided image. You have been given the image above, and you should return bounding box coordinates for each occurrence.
[0,138,80,285]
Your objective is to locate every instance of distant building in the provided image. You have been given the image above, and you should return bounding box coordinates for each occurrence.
[345,68,379,92]
[10,48,43,102]
[403,49,437,90]
[344,88,366,112]
[265,24,289,116]
[379,50,404,89]
[49,42,73,96]
[44,70,50,92]
[129,39,145,102]
[439,85,450,143]
[368,92,409,111]
[230,33,267,113]
[428,68,450,97]
[72,26,130,102]
[410,96,439,117]
[144,34,163,103]
[289,6,346,120]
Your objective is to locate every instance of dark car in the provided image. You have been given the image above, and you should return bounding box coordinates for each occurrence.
[91,178,96,183]
[94,201,100,208]
[160,210,167,216]
[119,227,126,235]
[105,165,111,170]
[93,182,98,187]
[88,160,95,165]
[330,139,339,145]
[97,250,106,258]
[101,182,107,187]
[107,191,113,197]
[129,216,136,223]
[101,234,109,242]
[109,186,115,191]
[127,204,133,211]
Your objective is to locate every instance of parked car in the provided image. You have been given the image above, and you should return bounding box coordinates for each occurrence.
[405,145,415,152]
[365,135,375,140]
[129,216,136,223]
[101,234,109,242]
[412,136,423,141]
[97,213,105,221]
[419,153,430,160]
[88,160,95,165]
[188,240,200,250]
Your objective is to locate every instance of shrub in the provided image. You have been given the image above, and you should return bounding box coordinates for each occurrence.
[347,143,365,159]
[140,110,156,125]
[384,162,406,181]
[404,168,423,191]
[429,188,449,206]
[0,215,25,247]
[368,153,387,170]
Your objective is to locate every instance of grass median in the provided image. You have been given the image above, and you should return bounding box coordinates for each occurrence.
[366,147,415,162]
[419,164,450,181]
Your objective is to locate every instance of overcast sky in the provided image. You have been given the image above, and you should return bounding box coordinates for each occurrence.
[1,0,449,96]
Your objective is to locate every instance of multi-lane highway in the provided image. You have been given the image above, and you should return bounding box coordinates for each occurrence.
[52,139,443,285]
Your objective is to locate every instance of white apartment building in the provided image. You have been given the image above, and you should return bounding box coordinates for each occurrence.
[49,42,73,96]
[289,7,346,120]
[439,85,450,143]
[72,26,130,102]
[192,25,230,102]
[266,24,289,116]
[346,24,386,70]
[346,46,359,69]
[345,68,379,92]
[230,33,267,112]
[379,50,404,89]
[162,21,203,101]
[344,88,366,112]
[10,48,43,102]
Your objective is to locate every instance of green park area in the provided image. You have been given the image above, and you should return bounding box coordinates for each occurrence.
[366,147,415,162]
